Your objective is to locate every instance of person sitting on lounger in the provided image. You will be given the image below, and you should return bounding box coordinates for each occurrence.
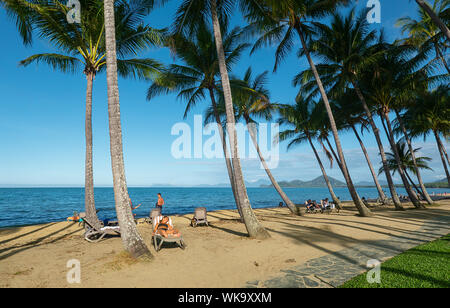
[305,199,315,211]
[154,216,180,238]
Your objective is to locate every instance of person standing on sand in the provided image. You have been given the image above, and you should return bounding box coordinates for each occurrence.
[156,193,164,211]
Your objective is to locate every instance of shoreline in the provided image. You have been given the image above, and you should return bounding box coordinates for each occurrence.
[1,200,449,287]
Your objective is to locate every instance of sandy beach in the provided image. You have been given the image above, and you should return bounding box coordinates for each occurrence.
[1,200,449,288]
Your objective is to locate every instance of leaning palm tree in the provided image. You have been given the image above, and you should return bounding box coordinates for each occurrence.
[11,0,164,229]
[299,8,406,211]
[245,0,372,216]
[147,22,248,219]
[208,67,301,215]
[413,0,450,42]
[380,140,433,199]
[277,94,342,209]
[103,0,160,258]
[397,0,450,74]
[403,85,450,186]
[174,0,270,238]
[332,91,388,204]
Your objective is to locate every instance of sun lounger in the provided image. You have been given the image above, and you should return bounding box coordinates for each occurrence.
[191,207,209,227]
[152,216,186,252]
[82,216,121,243]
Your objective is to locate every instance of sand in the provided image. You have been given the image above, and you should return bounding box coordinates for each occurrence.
[1,200,449,288]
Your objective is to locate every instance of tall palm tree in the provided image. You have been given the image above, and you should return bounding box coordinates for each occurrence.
[207,67,301,215]
[246,0,372,216]
[299,8,405,211]
[277,95,342,209]
[103,0,160,258]
[10,0,164,228]
[414,0,450,42]
[403,85,450,186]
[335,91,388,203]
[397,0,450,74]
[146,22,248,219]
[174,0,270,238]
[380,140,433,199]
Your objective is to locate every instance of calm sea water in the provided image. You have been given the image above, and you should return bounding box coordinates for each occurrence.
[0,186,448,228]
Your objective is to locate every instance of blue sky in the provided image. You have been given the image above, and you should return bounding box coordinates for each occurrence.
[0,0,448,187]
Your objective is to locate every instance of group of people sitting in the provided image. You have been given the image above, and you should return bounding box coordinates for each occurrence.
[304,198,336,213]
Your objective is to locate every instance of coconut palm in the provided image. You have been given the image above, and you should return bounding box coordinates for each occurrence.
[397,0,450,74]
[174,0,270,238]
[413,0,450,42]
[277,94,342,208]
[103,0,164,258]
[380,140,433,199]
[146,22,248,219]
[402,85,450,186]
[207,67,302,215]
[334,90,389,204]
[10,0,164,229]
[246,0,372,216]
[298,8,407,210]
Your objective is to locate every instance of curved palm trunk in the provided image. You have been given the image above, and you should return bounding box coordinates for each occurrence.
[394,109,433,205]
[247,121,302,215]
[351,125,388,204]
[208,89,243,221]
[438,135,450,167]
[415,0,450,42]
[104,0,151,258]
[381,111,424,209]
[307,134,341,208]
[294,23,372,217]
[210,0,270,239]
[84,72,102,229]
[404,169,426,200]
[352,81,404,211]
[434,130,450,186]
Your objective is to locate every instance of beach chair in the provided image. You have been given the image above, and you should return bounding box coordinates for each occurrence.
[145,207,162,224]
[191,207,209,227]
[82,216,121,243]
[152,216,186,252]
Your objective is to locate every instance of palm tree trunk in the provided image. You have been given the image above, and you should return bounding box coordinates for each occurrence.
[294,22,372,217]
[434,130,450,186]
[351,81,404,210]
[351,124,388,204]
[404,169,426,200]
[246,120,302,215]
[210,0,270,239]
[394,109,433,205]
[208,88,243,220]
[307,134,342,208]
[104,0,151,258]
[438,134,450,167]
[84,72,102,229]
[435,43,450,74]
[381,111,424,209]
[415,0,450,42]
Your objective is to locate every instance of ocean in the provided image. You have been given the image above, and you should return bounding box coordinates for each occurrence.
[0,186,448,228]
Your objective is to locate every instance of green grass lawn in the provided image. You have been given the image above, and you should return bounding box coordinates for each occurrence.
[340,234,450,288]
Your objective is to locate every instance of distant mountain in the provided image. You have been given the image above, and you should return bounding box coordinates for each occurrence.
[425,178,449,188]
[260,176,347,188]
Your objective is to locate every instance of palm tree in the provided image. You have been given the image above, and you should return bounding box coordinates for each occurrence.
[174,0,270,238]
[103,0,160,258]
[246,0,372,216]
[208,67,301,215]
[299,8,406,211]
[146,22,248,219]
[403,85,450,186]
[380,140,433,199]
[414,0,450,42]
[277,94,342,209]
[397,0,450,74]
[335,91,389,204]
[11,0,164,229]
